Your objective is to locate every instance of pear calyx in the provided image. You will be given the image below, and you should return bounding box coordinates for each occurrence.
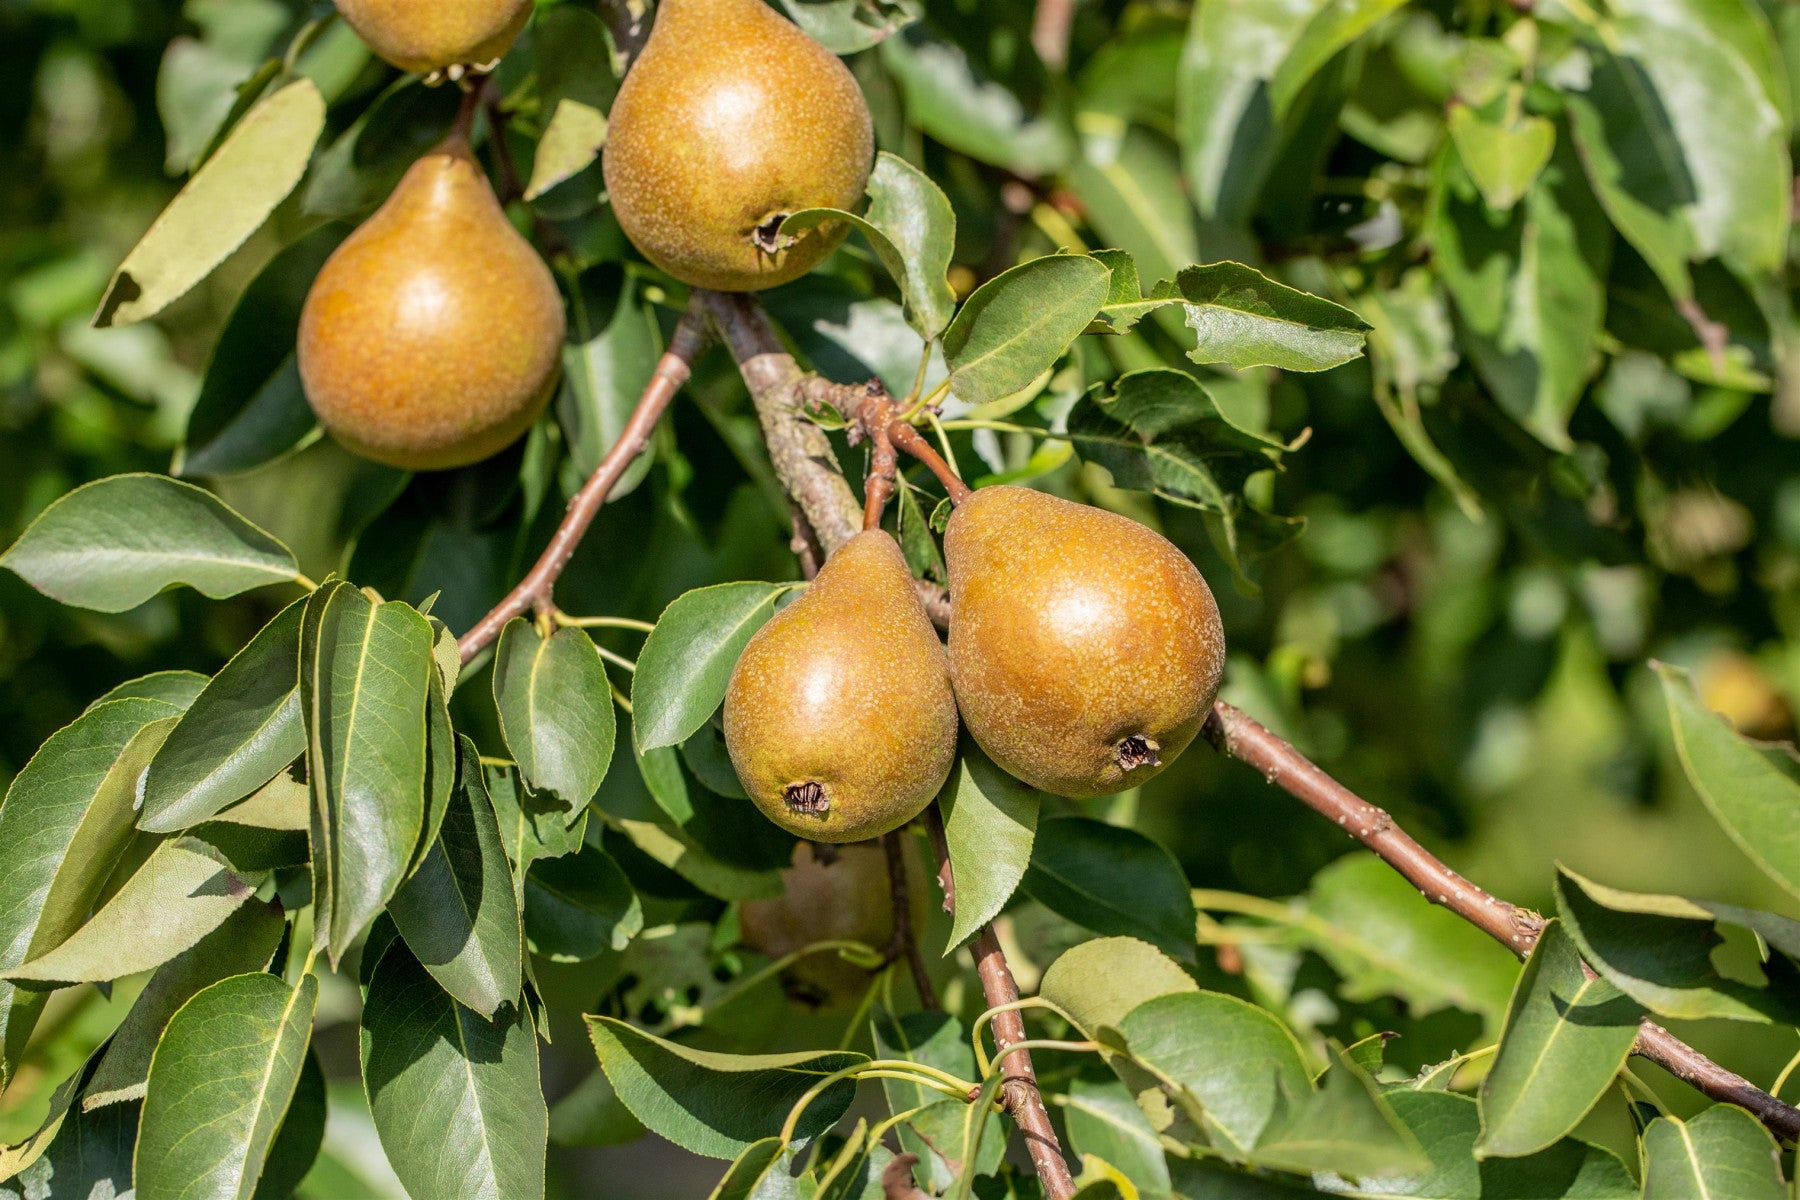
[784,781,829,817]
[1115,735,1161,772]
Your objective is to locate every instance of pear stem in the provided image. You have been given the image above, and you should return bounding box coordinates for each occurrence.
[859,391,900,531]
[448,76,484,146]
[456,307,709,663]
[889,421,973,505]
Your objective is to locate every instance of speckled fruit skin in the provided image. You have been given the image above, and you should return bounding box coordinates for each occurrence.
[945,486,1227,798]
[297,139,565,471]
[602,0,874,292]
[724,531,958,842]
[333,0,532,73]
[739,841,930,1008]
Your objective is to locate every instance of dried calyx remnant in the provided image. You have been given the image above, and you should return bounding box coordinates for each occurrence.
[785,780,829,815]
[752,213,790,254]
[1116,735,1161,771]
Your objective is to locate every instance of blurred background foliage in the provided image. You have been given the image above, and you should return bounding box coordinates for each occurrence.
[5,0,1800,1194]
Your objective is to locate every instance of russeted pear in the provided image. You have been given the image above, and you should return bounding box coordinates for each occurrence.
[945,486,1226,799]
[334,0,532,74]
[725,531,958,842]
[297,134,565,471]
[602,0,874,291]
[740,841,930,1008]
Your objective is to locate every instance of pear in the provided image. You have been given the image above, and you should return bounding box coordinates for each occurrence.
[602,0,874,291]
[944,486,1226,798]
[334,0,532,75]
[725,531,958,842]
[740,841,930,1008]
[297,134,565,471]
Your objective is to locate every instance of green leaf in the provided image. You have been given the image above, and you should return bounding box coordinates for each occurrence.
[1039,936,1199,1038]
[180,224,343,477]
[95,78,324,327]
[257,1046,327,1200]
[1060,1076,1173,1200]
[1169,262,1369,372]
[1315,1089,1638,1199]
[812,1120,895,1200]
[1068,137,1199,302]
[493,620,617,808]
[1,474,299,613]
[523,844,644,962]
[527,99,608,202]
[1448,104,1555,212]
[939,742,1042,949]
[1023,817,1197,964]
[0,697,180,1085]
[709,1138,804,1200]
[586,1016,864,1159]
[7,839,257,984]
[785,151,958,339]
[1252,1054,1426,1178]
[633,582,791,752]
[301,77,458,219]
[778,0,921,54]
[1554,868,1800,1024]
[83,900,285,1110]
[945,1071,1008,1200]
[303,581,433,963]
[1271,0,1410,115]
[486,763,589,903]
[1640,1105,1784,1200]
[361,942,547,1200]
[388,743,524,1019]
[1476,920,1642,1159]
[548,1068,645,1148]
[141,598,305,832]
[559,270,661,497]
[92,670,209,711]
[879,27,1072,176]
[943,255,1112,408]
[134,971,319,1200]
[525,4,616,202]
[190,773,311,872]
[1111,990,1313,1153]
[871,1012,1000,1194]
[1658,661,1800,905]
[0,1083,138,1198]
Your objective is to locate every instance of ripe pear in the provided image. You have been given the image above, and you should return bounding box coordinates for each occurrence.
[725,531,958,842]
[333,0,532,75]
[602,0,874,291]
[740,841,930,1009]
[297,135,565,471]
[944,486,1226,798]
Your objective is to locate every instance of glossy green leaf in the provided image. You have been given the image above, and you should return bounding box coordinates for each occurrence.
[257,1046,327,1200]
[632,582,791,752]
[586,1016,864,1159]
[938,741,1042,949]
[785,152,957,339]
[95,78,324,327]
[1658,661,1800,904]
[1,474,298,612]
[83,899,285,1110]
[141,598,305,832]
[1447,104,1555,212]
[1060,1076,1173,1199]
[389,743,524,1019]
[0,697,180,1085]
[303,581,433,963]
[1554,868,1800,1024]
[943,255,1111,408]
[493,620,616,809]
[1170,263,1369,372]
[486,763,589,904]
[778,0,920,54]
[7,839,256,984]
[1640,1105,1784,1200]
[92,670,210,711]
[1476,921,1642,1159]
[190,773,311,872]
[1024,817,1197,963]
[1040,936,1199,1038]
[871,1011,1000,1193]
[560,270,661,497]
[708,1138,803,1200]
[1251,1055,1425,1177]
[361,941,547,1200]
[523,843,643,962]
[134,971,319,1200]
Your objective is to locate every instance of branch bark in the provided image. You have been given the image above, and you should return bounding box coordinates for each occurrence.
[1202,700,1800,1143]
[456,308,708,662]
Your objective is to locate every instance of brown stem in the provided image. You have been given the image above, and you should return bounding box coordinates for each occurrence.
[889,422,974,505]
[448,76,484,144]
[789,502,824,582]
[925,808,1075,1198]
[861,394,900,532]
[1201,700,1800,1143]
[883,831,939,1012]
[456,310,709,662]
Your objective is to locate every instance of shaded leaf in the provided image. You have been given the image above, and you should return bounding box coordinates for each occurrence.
[1024,817,1197,963]
[523,843,644,962]
[871,1012,1000,1193]
[559,269,661,496]
[494,620,616,808]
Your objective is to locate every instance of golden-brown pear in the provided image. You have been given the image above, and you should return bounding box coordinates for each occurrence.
[739,841,930,1008]
[297,135,565,471]
[334,0,532,75]
[602,0,874,291]
[944,486,1226,798]
[724,531,958,842]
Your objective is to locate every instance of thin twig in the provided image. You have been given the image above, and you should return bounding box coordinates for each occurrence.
[889,422,973,504]
[860,391,900,532]
[457,309,709,662]
[884,831,939,1012]
[1202,700,1800,1143]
